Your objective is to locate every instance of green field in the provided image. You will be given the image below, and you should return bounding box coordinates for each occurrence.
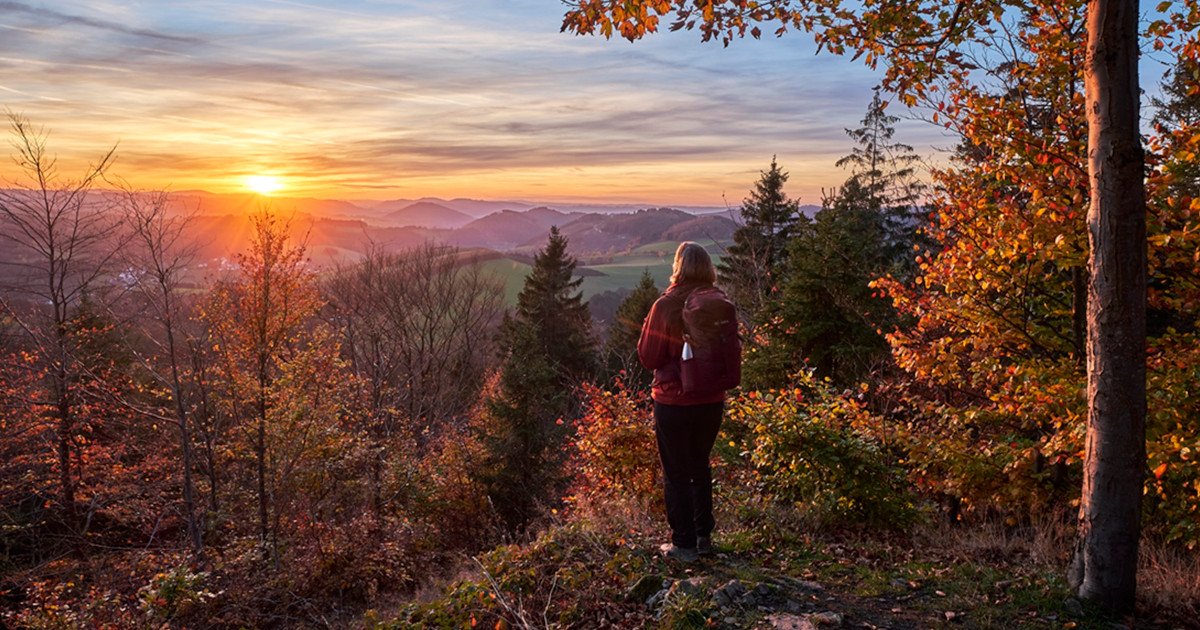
[578,258,672,297]
[478,257,533,304]
[628,238,728,256]
[480,243,729,305]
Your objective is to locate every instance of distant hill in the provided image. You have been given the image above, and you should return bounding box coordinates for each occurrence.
[702,203,821,224]
[182,214,429,267]
[365,197,727,217]
[381,201,474,229]
[368,197,533,218]
[451,209,558,249]
[530,208,737,253]
[525,206,589,226]
[661,214,738,243]
[0,190,736,280]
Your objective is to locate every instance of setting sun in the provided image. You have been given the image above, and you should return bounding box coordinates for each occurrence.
[244,174,285,196]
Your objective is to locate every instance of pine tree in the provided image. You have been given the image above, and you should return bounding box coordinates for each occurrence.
[603,269,658,390]
[717,157,801,327]
[510,226,596,381]
[835,90,926,279]
[475,226,596,531]
[749,94,924,386]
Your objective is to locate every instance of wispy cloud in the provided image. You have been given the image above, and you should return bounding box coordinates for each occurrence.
[0,1,204,44]
[0,0,948,204]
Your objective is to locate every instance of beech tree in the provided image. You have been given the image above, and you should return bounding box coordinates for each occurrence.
[203,211,322,557]
[563,0,1158,611]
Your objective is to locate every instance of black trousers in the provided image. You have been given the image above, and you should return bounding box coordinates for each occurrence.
[653,400,723,549]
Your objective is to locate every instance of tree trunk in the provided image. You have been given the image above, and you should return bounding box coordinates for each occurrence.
[52,318,78,537]
[257,394,269,555]
[55,363,77,533]
[167,322,203,556]
[1071,265,1087,364]
[1070,0,1146,614]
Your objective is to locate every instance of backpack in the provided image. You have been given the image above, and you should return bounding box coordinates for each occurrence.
[680,287,742,394]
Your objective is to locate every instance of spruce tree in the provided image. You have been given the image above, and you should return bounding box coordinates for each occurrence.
[511,226,596,381]
[603,269,658,390]
[748,94,924,386]
[475,226,596,531]
[835,90,926,279]
[717,157,801,326]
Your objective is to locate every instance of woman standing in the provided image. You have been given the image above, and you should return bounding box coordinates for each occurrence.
[637,242,734,562]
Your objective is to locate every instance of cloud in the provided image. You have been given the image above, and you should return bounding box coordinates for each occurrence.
[0,1,202,44]
[0,0,950,204]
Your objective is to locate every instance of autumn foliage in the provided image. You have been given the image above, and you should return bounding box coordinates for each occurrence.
[567,380,660,509]
[3,0,1200,621]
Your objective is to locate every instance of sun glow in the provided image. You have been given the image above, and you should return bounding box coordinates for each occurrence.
[243,174,285,195]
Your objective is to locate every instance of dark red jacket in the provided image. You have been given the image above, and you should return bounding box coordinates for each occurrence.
[637,281,726,406]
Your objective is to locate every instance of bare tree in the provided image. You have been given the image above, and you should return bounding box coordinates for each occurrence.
[115,187,204,555]
[324,242,503,512]
[0,113,121,536]
[327,242,504,430]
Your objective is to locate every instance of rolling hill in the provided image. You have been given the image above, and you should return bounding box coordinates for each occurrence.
[381,201,474,229]
[527,207,737,253]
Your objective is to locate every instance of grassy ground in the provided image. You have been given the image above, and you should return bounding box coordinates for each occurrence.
[370,497,1192,630]
[479,257,534,304]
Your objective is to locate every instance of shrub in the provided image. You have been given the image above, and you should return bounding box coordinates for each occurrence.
[725,372,921,528]
[138,565,219,623]
[567,381,660,510]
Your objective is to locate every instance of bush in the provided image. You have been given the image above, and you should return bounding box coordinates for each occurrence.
[725,372,922,528]
[138,564,219,623]
[1145,333,1200,549]
[567,381,660,510]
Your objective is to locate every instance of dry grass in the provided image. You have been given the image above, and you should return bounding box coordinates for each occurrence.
[911,511,1074,566]
[1138,540,1200,619]
[912,512,1200,625]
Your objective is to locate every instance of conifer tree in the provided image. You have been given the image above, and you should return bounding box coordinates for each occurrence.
[835,90,926,278]
[510,226,596,381]
[475,226,596,530]
[603,269,658,390]
[717,157,801,327]
[1151,57,1200,202]
[749,95,923,386]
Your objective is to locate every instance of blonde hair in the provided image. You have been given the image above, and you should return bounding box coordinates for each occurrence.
[671,241,717,285]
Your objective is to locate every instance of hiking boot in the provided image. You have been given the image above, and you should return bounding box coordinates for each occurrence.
[697,536,713,556]
[659,543,699,562]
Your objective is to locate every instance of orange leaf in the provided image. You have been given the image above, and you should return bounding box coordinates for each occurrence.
[1153,462,1168,479]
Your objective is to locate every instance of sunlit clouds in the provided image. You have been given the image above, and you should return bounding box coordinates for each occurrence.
[0,0,948,205]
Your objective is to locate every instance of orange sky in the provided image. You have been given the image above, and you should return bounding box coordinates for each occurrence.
[0,0,951,206]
